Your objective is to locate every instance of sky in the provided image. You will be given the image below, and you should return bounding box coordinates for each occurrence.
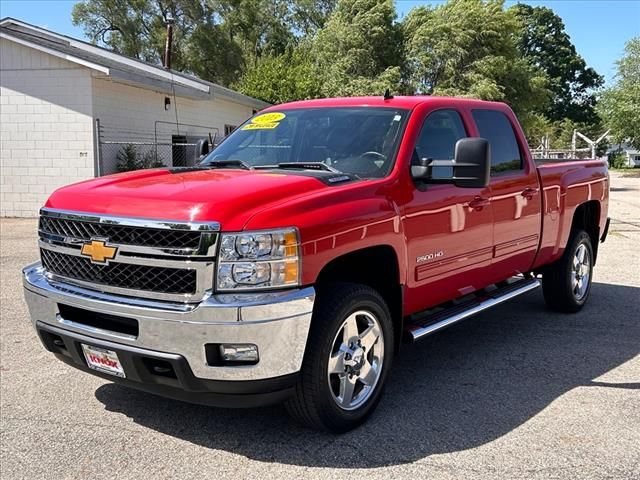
[1,0,639,85]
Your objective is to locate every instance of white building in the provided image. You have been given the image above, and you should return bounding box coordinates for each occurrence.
[607,143,640,168]
[0,18,268,217]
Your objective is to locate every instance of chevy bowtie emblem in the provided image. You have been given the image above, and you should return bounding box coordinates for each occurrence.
[81,239,118,264]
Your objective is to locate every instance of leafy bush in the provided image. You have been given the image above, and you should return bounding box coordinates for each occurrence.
[116,145,165,172]
[609,152,627,169]
[141,150,165,169]
[116,144,142,172]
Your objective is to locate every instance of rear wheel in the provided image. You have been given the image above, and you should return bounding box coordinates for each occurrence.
[542,230,594,312]
[285,283,394,432]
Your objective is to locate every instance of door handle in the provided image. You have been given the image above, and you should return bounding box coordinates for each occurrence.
[468,196,490,211]
[521,187,538,200]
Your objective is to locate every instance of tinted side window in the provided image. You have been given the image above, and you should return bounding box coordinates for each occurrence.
[414,110,467,179]
[472,109,523,174]
[416,110,467,161]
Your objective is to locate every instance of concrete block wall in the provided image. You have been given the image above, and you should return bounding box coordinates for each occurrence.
[1,36,259,216]
[1,39,95,217]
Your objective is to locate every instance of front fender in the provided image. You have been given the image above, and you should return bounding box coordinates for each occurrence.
[242,181,407,286]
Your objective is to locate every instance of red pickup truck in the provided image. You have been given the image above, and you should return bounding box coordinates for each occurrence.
[23,96,610,432]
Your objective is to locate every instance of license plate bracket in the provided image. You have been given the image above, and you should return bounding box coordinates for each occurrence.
[81,344,126,378]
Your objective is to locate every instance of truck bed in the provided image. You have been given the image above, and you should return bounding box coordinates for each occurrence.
[532,158,609,269]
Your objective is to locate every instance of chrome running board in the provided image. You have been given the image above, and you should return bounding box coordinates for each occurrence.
[406,278,541,342]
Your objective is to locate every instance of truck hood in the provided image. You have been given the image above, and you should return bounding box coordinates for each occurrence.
[45,168,333,230]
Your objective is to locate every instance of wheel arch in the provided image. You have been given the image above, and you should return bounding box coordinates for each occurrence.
[570,200,601,263]
[314,245,404,351]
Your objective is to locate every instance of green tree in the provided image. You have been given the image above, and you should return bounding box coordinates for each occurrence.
[512,4,604,125]
[403,0,549,117]
[214,0,294,66]
[235,47,323,103]
[311,0,406,96]
[598,38,640,149]
[291,0,336,35]
[72,0,191,67]
[521,113,555,147]
[72,0,335,86]
[184,21,245,86]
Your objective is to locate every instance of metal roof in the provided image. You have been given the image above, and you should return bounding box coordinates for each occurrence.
[0,17,269,109]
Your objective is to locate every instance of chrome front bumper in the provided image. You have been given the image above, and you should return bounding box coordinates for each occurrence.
[23,262,315,381]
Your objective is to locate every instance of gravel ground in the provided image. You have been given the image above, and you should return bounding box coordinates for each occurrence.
[1,171,639,479]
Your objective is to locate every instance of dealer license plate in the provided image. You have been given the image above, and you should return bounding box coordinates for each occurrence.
[81,344,125,378]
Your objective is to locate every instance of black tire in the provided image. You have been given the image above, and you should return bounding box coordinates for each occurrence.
[542,229,594,313]
[285,282,394,433]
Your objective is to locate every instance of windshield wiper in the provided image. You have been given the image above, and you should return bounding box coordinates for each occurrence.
[255,162,342,173]
[202,159,253,170]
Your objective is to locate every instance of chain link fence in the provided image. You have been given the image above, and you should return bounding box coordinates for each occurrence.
[96,120,220,176]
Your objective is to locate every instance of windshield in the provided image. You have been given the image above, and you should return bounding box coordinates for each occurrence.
[202,107,409,178]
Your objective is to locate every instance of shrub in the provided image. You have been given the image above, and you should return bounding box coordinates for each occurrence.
[609,152,628,169]
[116,144,143,172]
[141,150,165,169]
[116,145,165,172]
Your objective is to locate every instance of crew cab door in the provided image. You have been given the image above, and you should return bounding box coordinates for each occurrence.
[470,109,542,278]
[402,108,494,312]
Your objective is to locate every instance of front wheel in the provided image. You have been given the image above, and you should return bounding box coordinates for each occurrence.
[542,230,594,312]
[285,283,394,432]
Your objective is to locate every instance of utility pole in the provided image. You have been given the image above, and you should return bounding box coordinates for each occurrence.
[163,16,174,70]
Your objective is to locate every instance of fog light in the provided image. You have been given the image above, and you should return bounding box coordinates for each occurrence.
[219,344,259,364]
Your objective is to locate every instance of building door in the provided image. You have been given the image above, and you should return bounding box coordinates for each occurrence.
[172,135,187,167]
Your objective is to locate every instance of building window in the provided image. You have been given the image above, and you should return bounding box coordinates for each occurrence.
[224,125,237,137]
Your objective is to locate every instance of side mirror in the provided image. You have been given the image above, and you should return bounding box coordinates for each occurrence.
[195,138,210,160]
[452,137,491,188]
[411,138,491,189]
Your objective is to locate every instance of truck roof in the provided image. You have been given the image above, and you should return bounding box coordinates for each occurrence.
[265,96,508,111]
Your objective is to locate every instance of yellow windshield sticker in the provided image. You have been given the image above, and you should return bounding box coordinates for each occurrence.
[241,122,280,130]
[251,112,286,124]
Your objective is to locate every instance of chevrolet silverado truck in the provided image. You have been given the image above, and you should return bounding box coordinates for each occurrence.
[23,96,610,432]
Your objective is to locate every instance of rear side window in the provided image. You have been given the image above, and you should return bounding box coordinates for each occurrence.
[414,110,467,179]
[472,109,523,174]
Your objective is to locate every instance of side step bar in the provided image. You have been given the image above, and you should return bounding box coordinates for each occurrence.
[406,278,541,342]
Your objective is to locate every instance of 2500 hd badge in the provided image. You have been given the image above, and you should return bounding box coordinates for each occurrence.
[416,251,445,264]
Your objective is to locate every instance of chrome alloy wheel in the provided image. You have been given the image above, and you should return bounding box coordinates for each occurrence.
[572,243,591,300]
[327,310,385,411]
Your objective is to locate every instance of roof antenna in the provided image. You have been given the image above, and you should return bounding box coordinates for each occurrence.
[383,88,393,100]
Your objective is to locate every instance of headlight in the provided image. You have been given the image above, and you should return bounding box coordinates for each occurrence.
[216,228,300,291]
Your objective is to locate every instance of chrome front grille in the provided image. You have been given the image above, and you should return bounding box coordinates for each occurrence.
[39,216,202,249]
[37,208,219,302]
[41,249,197,295]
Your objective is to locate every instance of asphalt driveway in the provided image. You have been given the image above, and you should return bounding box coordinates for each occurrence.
[1,171,638,479]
